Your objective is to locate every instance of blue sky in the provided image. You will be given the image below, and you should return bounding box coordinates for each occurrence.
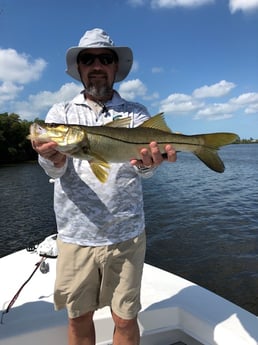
[0,0,257,139]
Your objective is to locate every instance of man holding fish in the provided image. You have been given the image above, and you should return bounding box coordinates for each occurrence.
[31,28,176,345]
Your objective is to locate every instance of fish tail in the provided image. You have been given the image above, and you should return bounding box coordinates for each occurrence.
[194,132,239,173]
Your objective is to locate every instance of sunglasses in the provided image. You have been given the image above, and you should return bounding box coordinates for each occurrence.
[78,53,117,66]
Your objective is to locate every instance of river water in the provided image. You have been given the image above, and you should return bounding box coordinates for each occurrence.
[0,144,258,315]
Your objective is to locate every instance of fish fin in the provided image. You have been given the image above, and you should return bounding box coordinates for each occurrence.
[194,132,239,173]
[105,117,131,128]
[140,113,172,133]
[194,149,225,173]
[89,158,110,183]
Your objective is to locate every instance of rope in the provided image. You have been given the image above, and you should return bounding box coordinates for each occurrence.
[1,256,46,324]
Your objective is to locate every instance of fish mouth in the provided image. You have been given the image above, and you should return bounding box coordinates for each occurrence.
[28,123,47,140]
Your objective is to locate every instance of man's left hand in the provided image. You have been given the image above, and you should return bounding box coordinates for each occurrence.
[130,141,177,168]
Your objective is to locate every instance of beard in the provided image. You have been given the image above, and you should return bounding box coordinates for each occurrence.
[82,70,115,101]
[86,83,113,100]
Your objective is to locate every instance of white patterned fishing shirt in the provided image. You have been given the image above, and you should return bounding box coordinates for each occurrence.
[38,91,152,246]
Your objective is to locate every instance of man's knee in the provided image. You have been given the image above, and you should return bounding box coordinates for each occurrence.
[112,311,138,330]
[69,311,95,335]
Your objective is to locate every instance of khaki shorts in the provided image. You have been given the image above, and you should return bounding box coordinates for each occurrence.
[54,232,146,319]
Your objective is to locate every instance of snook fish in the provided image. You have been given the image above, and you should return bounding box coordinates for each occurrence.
[28,113,239,183]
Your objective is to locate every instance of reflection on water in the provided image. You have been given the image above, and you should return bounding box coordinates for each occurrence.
[0,145,258,314]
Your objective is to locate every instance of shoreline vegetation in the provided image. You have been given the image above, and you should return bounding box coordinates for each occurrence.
[0,112,257,165]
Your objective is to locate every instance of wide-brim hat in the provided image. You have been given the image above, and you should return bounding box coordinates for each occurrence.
[66,28,133,83]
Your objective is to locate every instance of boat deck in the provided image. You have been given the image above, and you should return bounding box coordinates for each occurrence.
[1,245,258,345]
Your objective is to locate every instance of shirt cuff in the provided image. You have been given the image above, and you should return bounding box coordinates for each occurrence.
[134,165,157,178]
[38,155,68,178]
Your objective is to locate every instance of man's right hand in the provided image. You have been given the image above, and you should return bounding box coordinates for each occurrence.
[32,141,66,168]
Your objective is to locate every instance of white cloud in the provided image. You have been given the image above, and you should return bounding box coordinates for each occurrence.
[157,81,258,121]
[128,0,214,8]
[194,102,237,120]
[0,81,24,104]
[131,60,139,73]
[0,48,47,107]
[0,48,47,84]
[194,92,258,120]
[128,0,258,13]
[193,80,236,98]
[152,67,164,73]
[144,91,160,101]
[118,79,147,100]
[230,92,258,115]
[229,0,258,13]
[230,92,258,105]
[151,0,214,8]
[245,103,258,114]
[159,93,204,113]
[127,0,146,6]
[13,83,82,120]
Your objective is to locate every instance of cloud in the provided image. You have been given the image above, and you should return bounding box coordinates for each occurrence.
[194,102,237,120]
[152,67,164,73]
[245,103,258,114]
[0,48,47,106]
[160,93,204,113]
[0,81,24,104]
[229,0,258,13]
[118,79,147,100]
[131,60,139,73]
[158,82,258,121]
[128,0,258,13]
[13,82,82,120]
[230,92,258,105]
[128,0,214,8]
[151,0,214,8]
[193,80,236,98]
[0,48,47,84]
[230,92,258,115]
[127,0,146,6]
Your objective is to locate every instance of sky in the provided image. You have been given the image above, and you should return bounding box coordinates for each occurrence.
[0,0,258,139]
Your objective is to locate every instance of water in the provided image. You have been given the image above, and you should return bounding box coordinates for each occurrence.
[0,145,258,315]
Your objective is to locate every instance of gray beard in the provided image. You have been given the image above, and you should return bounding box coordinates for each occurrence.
[86,85,113,100]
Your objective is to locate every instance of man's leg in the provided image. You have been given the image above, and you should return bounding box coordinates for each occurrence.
[112,311,140,345]
[68,311,95,345]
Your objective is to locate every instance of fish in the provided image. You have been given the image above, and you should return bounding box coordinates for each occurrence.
[28,113,239,183]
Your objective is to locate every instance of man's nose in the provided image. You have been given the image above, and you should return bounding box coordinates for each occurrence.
[91,57,103,68]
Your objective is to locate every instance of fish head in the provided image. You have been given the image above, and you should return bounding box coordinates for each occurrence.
[29,123,85,147]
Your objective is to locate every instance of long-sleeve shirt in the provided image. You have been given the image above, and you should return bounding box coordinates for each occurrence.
[39,91,152,246]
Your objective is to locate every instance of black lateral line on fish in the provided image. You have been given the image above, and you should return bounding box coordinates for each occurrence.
[88,132,218,150]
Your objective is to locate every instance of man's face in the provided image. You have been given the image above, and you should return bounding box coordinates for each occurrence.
[77,48,118,99]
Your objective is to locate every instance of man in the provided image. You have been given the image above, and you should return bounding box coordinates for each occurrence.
[32,28,176,345]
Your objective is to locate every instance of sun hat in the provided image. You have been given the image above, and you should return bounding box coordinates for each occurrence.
[66,28,133,83]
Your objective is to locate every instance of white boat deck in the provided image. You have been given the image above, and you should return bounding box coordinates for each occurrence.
[0,247,258,345]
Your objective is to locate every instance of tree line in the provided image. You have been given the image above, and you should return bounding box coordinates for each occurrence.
[0,112,256,164]
[0,113,40,163]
